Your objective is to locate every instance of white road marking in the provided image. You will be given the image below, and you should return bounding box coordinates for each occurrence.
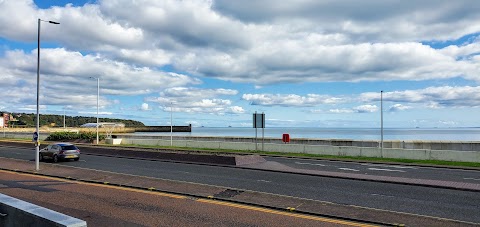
[338,168,360,172]
[361,163,416,169]
[295,162,326,166]
[370,193,395,198]
[257,180,271,183]
[367,168,406,172]
[464,177,480,181]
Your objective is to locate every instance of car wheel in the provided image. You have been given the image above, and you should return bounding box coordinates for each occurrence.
[52,155,58,163]
[39,154,44,162]
[74,157,80,161]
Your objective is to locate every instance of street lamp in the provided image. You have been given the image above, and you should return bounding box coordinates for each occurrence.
[380,90,384,158]
[89,77,100,145]
[36,18,60,171]
[170,102,173,146]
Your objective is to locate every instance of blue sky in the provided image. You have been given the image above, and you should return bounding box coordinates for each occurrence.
[1,0,480,128]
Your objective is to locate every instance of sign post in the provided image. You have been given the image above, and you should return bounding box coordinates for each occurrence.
[33,131,38,142]
[33,131,39,170]
[253,112,265,151]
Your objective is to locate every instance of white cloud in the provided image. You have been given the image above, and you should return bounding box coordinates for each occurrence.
[353,105,378,113]
[360,86,480,108]
[242,94,345,107]
[141,103,150,111]
[145,87,242,114]
[329,109,355,114]
[1,0,478,87]
[0,48,199,109]
[389,104,412,112]
[228,106,245,114]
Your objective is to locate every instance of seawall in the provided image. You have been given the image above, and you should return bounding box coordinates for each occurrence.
[114,134,480,152]
[118,136,480,163]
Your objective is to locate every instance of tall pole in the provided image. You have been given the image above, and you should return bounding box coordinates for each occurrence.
[2,113,5,138]
[35,18,41,171]
[35,19,59,171]
[380,90,384,158]
[96,77,99,145]
[170,102,173,146]
[63,110,65,129]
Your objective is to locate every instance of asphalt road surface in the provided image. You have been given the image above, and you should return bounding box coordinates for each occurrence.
[265,157,480,183]
[0,170,353,227]
[1,144,479,223]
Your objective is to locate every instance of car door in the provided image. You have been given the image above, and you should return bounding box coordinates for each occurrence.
[42,145,53,158]
[51,145,59,156]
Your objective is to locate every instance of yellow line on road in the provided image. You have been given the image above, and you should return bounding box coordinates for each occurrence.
[198,199,378,227]
[1,169,378,226]
[0,170,186,199]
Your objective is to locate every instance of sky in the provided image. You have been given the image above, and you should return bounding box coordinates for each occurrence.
[0,0,480,128]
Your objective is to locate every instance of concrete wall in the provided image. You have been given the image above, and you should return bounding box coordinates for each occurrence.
[0,193,87,227]
[120,138,480,163]
[116,134,480,152]
[0,132,48,140]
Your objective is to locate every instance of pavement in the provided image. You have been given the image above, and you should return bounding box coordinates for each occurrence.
[1,140,479,226]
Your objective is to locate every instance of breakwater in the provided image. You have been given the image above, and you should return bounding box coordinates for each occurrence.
[134,125,192,132]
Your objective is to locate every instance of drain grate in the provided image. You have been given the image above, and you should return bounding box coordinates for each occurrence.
[213,189,244,198]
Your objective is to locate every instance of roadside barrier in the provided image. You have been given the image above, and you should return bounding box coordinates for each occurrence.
[0,193,87,227]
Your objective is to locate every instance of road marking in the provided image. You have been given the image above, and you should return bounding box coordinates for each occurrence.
[257,180,271,183]
[338,168,360,172]
[464,177,480,181]
[361,164,416,169]
[370,193,394,198]
[0,169,186,199]
[295,162,326,166]
[367,168,406,172]
[198,199,377,226]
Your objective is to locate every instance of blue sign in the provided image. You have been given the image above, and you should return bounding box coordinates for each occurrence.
[33,132,38,142]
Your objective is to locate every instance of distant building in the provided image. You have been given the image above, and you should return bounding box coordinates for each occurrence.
[0,113,9,128]
[80,122,125,128]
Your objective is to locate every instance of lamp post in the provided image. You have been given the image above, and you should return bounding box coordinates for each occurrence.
[63,108,66,129]
[89,77,100,145]
[170,102,173,146]
[36,18,60,171]
[380,90,384,158]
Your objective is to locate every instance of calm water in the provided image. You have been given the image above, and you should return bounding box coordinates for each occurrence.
[134,127,480,141]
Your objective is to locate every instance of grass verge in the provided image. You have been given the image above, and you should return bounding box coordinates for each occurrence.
[111,143,480,168]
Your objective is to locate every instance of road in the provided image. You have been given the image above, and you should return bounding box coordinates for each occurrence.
[0,170,351,226]
[265,157,480,183]
[1,144,479,224]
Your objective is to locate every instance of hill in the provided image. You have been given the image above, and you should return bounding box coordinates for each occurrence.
[6,113,145,127]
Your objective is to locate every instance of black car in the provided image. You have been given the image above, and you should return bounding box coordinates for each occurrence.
[39,143,81,163]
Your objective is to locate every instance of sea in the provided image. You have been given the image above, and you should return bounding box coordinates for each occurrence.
[134,127,480,142]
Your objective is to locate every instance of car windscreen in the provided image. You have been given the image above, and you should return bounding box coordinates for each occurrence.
[60,145,78,150]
